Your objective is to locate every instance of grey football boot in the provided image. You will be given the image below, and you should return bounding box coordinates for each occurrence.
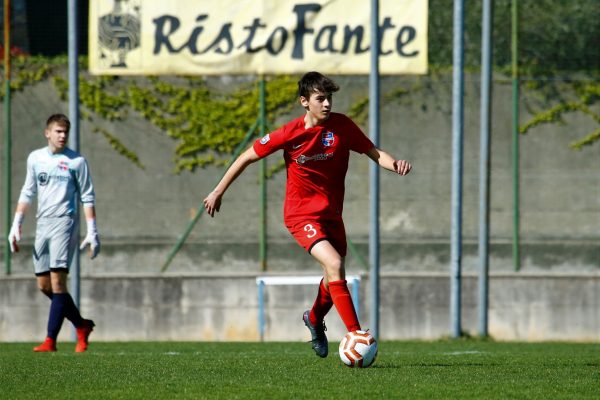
[303,310,328,358]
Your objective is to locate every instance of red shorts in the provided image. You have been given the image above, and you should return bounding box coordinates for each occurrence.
[286,217,347,257]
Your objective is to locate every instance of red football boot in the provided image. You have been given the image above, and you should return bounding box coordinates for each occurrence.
[33,337,57,352]
[75,319,95,353]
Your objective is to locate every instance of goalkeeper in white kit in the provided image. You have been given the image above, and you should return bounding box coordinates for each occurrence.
[8,113,100,352]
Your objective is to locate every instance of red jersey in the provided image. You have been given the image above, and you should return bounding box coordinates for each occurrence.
[253,112,374,223]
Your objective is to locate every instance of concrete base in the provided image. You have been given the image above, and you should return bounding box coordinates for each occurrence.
[1,273,597,343]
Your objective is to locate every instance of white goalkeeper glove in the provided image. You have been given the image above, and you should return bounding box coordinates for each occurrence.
[7,212,24,253]
[80,219,100,259]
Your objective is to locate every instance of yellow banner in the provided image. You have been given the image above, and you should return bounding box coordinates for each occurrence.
[89,0,428,75]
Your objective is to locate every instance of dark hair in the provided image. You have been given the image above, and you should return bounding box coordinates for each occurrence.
[298,71,340,99]
[46,114,71,132]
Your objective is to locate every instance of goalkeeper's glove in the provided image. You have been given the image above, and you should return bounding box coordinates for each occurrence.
[80,219,100,259]
[7,212,24,253]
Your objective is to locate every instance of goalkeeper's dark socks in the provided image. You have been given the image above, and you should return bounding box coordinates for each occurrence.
[47,293,67,339]
[62,293,84,327]
[309,278,333,326]
[43,292,83,326]
[329,279,361,332]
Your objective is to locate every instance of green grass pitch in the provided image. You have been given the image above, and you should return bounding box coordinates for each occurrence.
[0,340,598,399]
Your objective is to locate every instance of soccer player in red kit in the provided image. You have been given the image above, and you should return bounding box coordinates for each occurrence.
[204,71,411,358]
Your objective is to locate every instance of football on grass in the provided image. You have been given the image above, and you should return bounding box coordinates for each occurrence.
[338,330,378,368]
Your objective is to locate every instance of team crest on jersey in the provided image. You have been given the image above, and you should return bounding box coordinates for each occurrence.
[260,134,270,144]
[322,131,335,147]
[58,160,69,171]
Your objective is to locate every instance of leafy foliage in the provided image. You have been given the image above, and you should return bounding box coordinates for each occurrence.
[0,0,597,169]
[520,81,600,147]
[428,0,599,147]
[53,72,297,171]
[0,55,63,95]
[428,0,599,73]
[570,128,600,150]
[92,127,145,169]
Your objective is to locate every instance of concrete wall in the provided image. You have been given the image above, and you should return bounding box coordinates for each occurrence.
[0,74,598,276]
[1,273,598,342]
[0,73,598,342]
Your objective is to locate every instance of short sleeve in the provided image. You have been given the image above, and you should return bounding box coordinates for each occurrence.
[253,124,288,158]
[345,116,375,154]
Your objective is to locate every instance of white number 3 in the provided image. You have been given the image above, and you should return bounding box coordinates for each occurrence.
[304,224,317,238]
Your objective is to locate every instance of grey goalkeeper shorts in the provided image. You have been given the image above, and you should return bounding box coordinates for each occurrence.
[33,216,79,275]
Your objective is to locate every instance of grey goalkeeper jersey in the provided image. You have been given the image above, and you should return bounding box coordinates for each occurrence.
[18,147,95,218]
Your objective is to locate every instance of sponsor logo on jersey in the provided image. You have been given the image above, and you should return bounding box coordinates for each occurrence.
[295,152,333,164]
[38,172,70,186]
[260,134,270,144]
[38,172,49,186]
[322,131,335,147]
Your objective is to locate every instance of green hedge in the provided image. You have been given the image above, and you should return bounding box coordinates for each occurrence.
[428,0,599,73]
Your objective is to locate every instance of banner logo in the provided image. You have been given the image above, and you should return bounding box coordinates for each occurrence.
[97,0,141,69]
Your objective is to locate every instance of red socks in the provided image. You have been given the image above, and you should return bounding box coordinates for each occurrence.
[309,279,361,332]
[309,279,334,326]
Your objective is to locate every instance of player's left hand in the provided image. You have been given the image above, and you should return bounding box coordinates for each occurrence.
[394,159,412,176]
[80,233,100,259]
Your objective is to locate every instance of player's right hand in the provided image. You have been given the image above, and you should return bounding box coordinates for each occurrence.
[8,224,21,253]
[203,190,222,217]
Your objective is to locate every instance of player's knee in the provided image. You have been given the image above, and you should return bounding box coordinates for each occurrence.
[38,284,53,298]
[50,270,69,293]
[324,257,344,279]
